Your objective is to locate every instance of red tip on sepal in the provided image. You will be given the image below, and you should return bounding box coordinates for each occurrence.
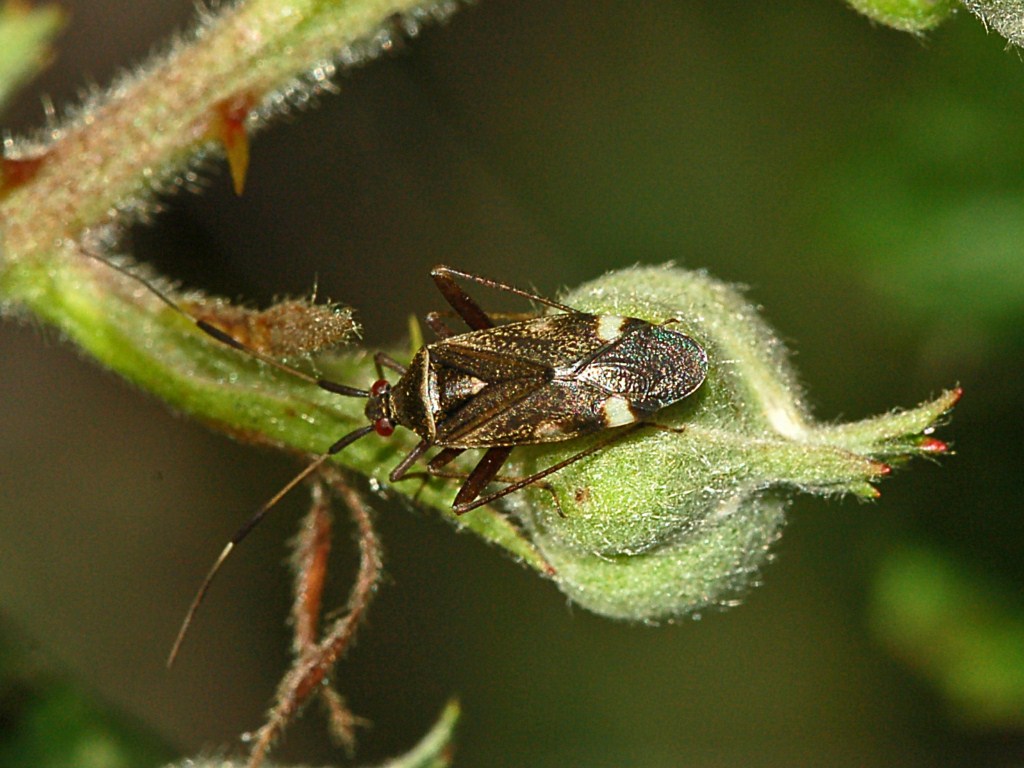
[870,461,893,477]
[919,437,949,454]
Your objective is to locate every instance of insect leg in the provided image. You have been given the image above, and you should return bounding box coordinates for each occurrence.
[429,265,496,330]
[451,423,650,514]
[449,446,514,510]
[424,463,564,517]
[373,351,407,378]
[383,445,463,503]
[424,311,458,339]
[426,309,543,338]
[425,446,465,470]
[388,438,433,482]
[431,264,580,315]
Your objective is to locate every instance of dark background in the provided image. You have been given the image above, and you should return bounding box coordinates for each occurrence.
[1,1,1021,766]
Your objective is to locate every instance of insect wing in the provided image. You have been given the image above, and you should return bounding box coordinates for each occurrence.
[574,324,708,415]
[432,375,559,446]
[435,313,613,371]
[426,313,707,446]
[425,315,608,446]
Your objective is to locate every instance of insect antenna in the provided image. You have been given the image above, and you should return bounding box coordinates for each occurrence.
[85,251,372,398]
[78,253,381,663]
[167,422,376,667]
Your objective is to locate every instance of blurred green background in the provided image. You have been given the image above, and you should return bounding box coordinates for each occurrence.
[1,1,1022,766]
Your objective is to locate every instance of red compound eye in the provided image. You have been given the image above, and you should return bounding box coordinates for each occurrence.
[370,379,389,397]
[374,418,395,437]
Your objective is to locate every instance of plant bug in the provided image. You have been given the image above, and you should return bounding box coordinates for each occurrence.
[375,266,710,513]
[113,262,709,662]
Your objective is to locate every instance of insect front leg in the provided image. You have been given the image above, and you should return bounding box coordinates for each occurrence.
[388,439,433,482]
[424,446,565,517]
[373,351,407,378]
[424,311,458,339]
[384,444,460,506]
[397,445,529,514]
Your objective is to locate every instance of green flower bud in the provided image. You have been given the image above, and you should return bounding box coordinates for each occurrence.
[503,265,959,622]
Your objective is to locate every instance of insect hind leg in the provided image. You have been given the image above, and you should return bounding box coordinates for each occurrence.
[425,461,565,518]
[425,309,549,339]
[429,266,496,331]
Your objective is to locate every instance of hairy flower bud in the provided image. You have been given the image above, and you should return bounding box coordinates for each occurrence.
[504,265,959,622]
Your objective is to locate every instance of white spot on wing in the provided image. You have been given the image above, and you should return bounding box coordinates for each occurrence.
[602,396,637,427]
[595,315,627,342]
